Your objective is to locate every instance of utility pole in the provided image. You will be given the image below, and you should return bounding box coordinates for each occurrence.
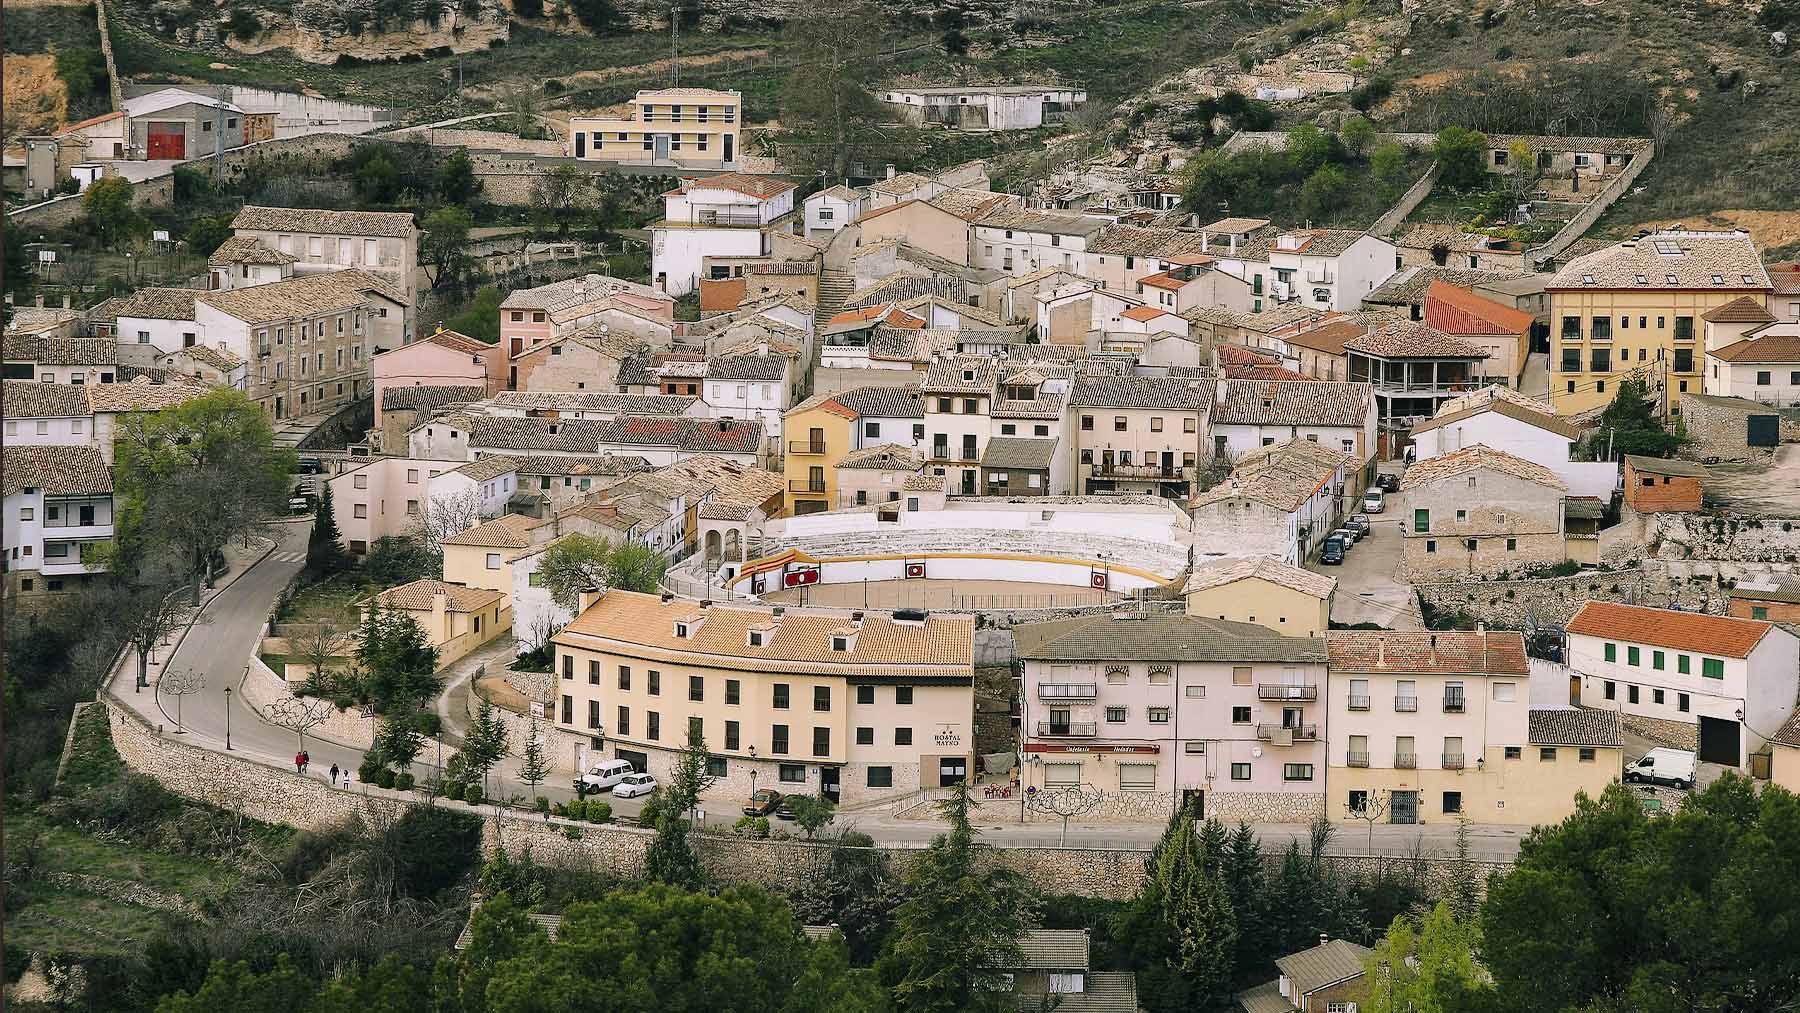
[214,98,226,183]
[670,7,679,88]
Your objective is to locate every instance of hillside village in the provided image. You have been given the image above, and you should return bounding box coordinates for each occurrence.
[6,1,1800,1010]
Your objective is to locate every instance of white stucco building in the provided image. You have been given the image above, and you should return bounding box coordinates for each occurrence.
[650,174,798,297]
[1267,230,1396,312]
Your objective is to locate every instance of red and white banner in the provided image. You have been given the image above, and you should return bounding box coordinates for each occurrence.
[1090,570,1109,590]
[783,565,821,588]
[905,561,926,579]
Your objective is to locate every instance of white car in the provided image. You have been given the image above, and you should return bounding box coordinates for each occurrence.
[1624,747,1696,790]
[1362,489,1385,513]
[611,772,658,799]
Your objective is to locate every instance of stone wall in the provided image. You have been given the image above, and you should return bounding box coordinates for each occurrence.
[240,654,379,750]
[1622,712,1698,750]
[1206,791,1326,824]
[1415,566,1719,627]
[1645,512,1800,564]
[6,174,174,228]
[1678,393,1782,463]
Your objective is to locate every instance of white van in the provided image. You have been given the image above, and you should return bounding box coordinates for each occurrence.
[579,759,635,792]
[1624,747,1696,789]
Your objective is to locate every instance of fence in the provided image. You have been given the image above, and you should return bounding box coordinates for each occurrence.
[1527,145,1655,266]
[1370,162,1441,237]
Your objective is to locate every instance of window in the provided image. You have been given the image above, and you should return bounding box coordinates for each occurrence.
[1493,682,1516,702]
[562,655,573,680]
[1231,706,1251,723]
[1679,692,1690,712]
[1080,415,1093,431]
[648,670,661,696]
[1604,642,1617,662]
[1652,650,1665,670]
[813,727,830,756]
[726,679,740,704]
[1282,764,1314,781]
[1505,746,1522,759]
[1678,654,1690,675]
[1753,607,1769,620]
[1591,316,1612,340]
[780,763,805,783]
[1105,706,1127,723]
[1674,316,1694,340]
[617,706,630,735]
[856,727,874,745]
[773,684,790,709]
[896,686,913,705]
[484,551,502,570]
[646,711,660,740]
[1150,417,1164,432]
[1232,666,1252,686]
[867,766,893,788]
[1230,763,1252,781]
[1443,791,1463,814]
[771,725,789,754]
[1540,746,1557,761]
[689,675,704,702]
[895,727,912,746]
[1702,658,1724,679]
[814,686,831,711]
[1627,646,1640,666]
[1414,508,1430,532]
[1604,680,1615,699]
[353,504,367,519]
[1118,763,1155,791]
[1147,707,1170,724]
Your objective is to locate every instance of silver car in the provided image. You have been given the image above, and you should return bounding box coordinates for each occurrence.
[1362,489,1385,513]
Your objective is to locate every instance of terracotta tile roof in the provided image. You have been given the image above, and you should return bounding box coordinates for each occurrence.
[1280,319,1367,356]
[974,206,1106,238]
[2,380,89,417]
[1227,364,1310,380]
[1346,320,1487,359]
[1272,229,1367,258]
[1548,231,1772,291]
[382,385,485,411]
[1365,266,1525,307]
[448,456,521,482]
[866,172,934,197]
[1014,929,1089,971]
[500,273,666,312]
[833,384,925,419]
[469,417,608,453]
[1183,555,1337,599]
[1192,438,1350,512]
[1071,375,1211,409]
[6,336,119,365]
[1701,296,1778,324]
[370,578,504,613]
[207,235,297,268]
[555,589,974,675]
[1016,612,1326,663]
[1567,601,1774,658]
[700,277,748,313]
[512,454,652,478]
[1213,379,1372,428]
[1217,345,1282,366]
[1433,384,1556,417]
[56,110,123,135]
[593,416,762,455]
[84,379,215,413]
[1773,707,1800,748]
[488,391,697,415]
[422,329,493,355]
[1202,217,1272,235]
[1089,225,1210,258]
[706,353,789,381]
[173,344,246,372]
[1327,630,1529,674]
[1120,305,1171,322]
[838,443,924,470]
[903,471,946,492]
[2,445,112,497]
[927,187,1016,222]
[1709,333,1800,363]
[1624,454,1707,478]
[231,206,417,238]
[1410,397,1579,441]
[810,184,861,202]
[1400,444,1567,491]
[442,513,538,549]
[980,436,1057,471]
[685,173,797,200]
[1424,280,1536,335]
[845,275,965,311]
[1529,708,1623,747]
[198,270,407,324]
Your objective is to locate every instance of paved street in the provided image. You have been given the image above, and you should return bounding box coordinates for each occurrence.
[1314,503,1422,630]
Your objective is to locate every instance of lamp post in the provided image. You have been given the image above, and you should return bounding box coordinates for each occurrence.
[224,686,233,750]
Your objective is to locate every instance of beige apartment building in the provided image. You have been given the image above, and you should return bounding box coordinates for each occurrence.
[1327,631,1621,827]
[569,88,742,167]
[549,590,976,803]
[1548,229,1773,415]
[1183,556,1336,638]
[441,514,539,594]
[1069,375,1211,498]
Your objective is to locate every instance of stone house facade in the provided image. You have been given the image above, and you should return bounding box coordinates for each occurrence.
[1399,445,1570,580]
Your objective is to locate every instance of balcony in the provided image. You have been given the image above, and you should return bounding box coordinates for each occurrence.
[1036,721,1097,737]
[1038,683,1098,701]
[1348,695,1371,711]
[787,440,827,456]
[1346,751,1370,768]
[1441,753,1466,769]
[1395,752,1417,769]
[1256,723,1319,742]
[1090,462,1188,480]
[788,480,826,494]
[1258,684,1318,701]
[1394,696,1419,712]
[1443,695,1466,714]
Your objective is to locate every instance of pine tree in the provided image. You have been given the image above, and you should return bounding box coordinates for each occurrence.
[1154,817,1238,1007]
[307,482,348,575]
[1224,823,1270,986]
[518,717,550,797]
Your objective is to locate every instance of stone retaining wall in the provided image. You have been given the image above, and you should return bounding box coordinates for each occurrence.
[6,175,175,228]
[1622,712,1699,750]
[1646,512,1800,564]
[240,654,379,750]
[1415,566,1718,627]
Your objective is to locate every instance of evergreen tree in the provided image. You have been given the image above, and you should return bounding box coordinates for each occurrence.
[517,717,550,797]
[1224,823,1270,985]
[645,720,713,889]
[307,482,348,576]
[461,699,511,795]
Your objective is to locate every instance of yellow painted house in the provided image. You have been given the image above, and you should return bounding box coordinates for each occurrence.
[366,578,511,667]
[1547,230,1773,415]
[1183,556,1337,638]
[781,392,860,515]
[441,513,539,594]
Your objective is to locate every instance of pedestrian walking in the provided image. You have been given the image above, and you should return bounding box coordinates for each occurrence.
[344,769,354,791]
[300,750,309,773]
[330,762,340,785]
[295,751,305,774]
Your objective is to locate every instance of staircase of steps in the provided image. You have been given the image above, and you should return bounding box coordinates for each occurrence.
[815,269,854,329]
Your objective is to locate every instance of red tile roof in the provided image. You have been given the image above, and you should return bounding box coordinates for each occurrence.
[699,277,748,314]
[683,173,797,200]
[1327,631,1529,675]
[57,110,124,135]
[1700,296,1778,324]
[423,329,492,355]
[1567,601,1774,658]
[1121,305,1172,322]
[1423,280,1536,336]
[1709,333,1800,363]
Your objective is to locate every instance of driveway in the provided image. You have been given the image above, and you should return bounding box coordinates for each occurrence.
[1312,498,1422,629]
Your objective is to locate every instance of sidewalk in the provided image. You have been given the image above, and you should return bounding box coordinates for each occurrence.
[435,634,522,749]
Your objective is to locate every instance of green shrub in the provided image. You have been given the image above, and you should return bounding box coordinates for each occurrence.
[394,772,415,791]
[733,815,771,838]
[358,754,386,783]
[464,784,485,806]
[388,806,482,899]
[535,796,551,813]
[227,6,262,39]
[446,780,467,801]
[375,768,397,789]
[587,802,612,824]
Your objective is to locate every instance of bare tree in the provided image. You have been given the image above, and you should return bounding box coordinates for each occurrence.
[1345,790,1389,854]
[160,668,207,733]
[290,609,352,693]
[266,695,336,750]
[413,489,483,556]
[518,610,563,665]
[112,581,190,692]
[1024,784,1106,846]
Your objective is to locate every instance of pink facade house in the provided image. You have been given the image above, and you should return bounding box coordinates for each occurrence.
[498,274,675,385]
[1015,611,1329,824]
[370,328,501,431]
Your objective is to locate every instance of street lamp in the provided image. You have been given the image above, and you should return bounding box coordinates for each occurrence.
[224,687,233,750]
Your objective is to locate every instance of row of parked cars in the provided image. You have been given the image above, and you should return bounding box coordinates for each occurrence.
[575,762,808,819]
[1320,475,1397,565]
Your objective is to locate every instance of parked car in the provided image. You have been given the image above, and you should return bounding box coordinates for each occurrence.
[1375,473,1400,493]
[743,788,783,817]
[612,772,658,799]
[1331,527,1357,549]
[774,798,800,821]
[1320,537,1346,565]
[1362,488,1386,513]
[1624,748,1696,790]
[1346,514,1371,539]
[578,759,635,792]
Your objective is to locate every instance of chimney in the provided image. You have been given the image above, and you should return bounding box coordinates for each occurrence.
[1376,639,1386,667]
[577,587,605,613]
[1320,933,1329,947]
[885,164,896,179]
[1201,231,1211,254]
[699,599,713,609]
[1429,634,1439,666]
[660,591,675,603]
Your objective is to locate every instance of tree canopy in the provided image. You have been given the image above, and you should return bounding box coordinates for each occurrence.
[538,534,669,609]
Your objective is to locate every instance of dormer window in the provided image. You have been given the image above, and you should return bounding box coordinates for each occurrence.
[831,636,849,652]
[1666,274,1678,284]
[1742,274,1755,284]
[674,622,690,638]
[962,369,975,381]
[748,630,764,647]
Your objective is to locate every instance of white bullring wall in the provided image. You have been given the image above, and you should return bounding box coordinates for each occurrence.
[812,555,1163,592]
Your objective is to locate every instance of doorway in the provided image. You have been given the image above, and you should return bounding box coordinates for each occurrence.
[654,134,670,161]
[821,766,840,803]
[1391,790,1418,824]
[615,748,649,773]
[938,756,968,787]
[1698,716,1741,766]
[574,132,587,157]
[723,134,734,163]
[1181,789,1205,818]
[1568,675,1582,706]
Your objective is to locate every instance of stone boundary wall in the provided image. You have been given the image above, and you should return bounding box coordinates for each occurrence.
[100,693,1512,901]
[93,0,125,113]
[1622,712,1699,750]
[1647,513,1800,564]
[1370,162,1441,237]
[240,654,379,750]
[1527,144,1654,267]
[1415,567,1717,627]
[6,175,175,228]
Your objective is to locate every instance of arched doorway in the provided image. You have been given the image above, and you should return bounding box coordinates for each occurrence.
[704,529,722,566]
[724,528,742,562]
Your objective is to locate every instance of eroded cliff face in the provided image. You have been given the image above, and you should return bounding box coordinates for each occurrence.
[192,0,510,64]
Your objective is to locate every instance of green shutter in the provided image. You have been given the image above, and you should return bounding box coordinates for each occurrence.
[1414,509,1430,533]
[1604,643,1616,662]
[1652,651,1664,670]
[1627,646,1639,666]
[1702,658,1725,679]
[1678,654,1690,674]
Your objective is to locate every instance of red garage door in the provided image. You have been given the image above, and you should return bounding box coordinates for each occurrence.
[146,122,186,159]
